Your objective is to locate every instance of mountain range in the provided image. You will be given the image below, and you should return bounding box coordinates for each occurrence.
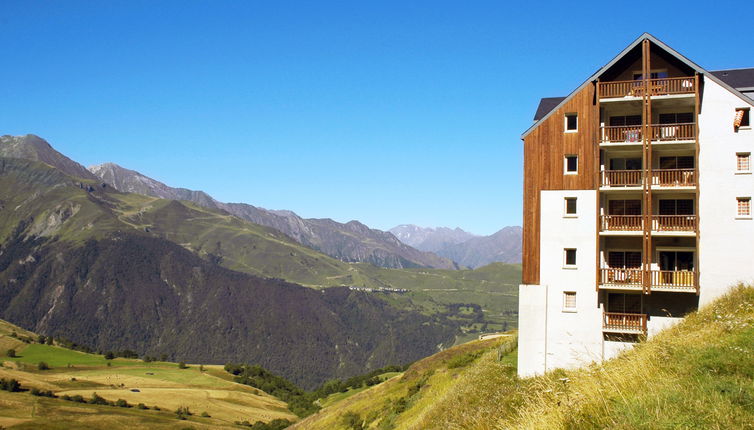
[389,224,522,268]
[88,159,458,270]
[0,134,521,388]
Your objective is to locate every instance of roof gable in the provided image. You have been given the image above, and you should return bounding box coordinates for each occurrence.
[522,33,754,139]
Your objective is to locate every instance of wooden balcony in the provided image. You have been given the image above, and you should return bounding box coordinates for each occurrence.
[599,76,697,99]
[599,268,698,293]
[651,169,696,187]
[601,170,643,188]
[649,123,696,142]
[650,270,697,291]
[651,215,697,232]
[603,312,647,334]
[600,123,695,144]
[600,268,643,288]
[601,215,643,231]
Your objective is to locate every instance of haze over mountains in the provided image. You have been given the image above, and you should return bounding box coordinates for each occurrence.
[390,224,522,268]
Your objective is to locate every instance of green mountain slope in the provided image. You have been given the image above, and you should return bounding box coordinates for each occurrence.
[0,158,459,388]
[297,285,754,430]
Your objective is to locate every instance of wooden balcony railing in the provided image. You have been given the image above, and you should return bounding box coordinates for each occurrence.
[651,169,696,187]
[599,76,696,98]
[649,123,696,142]
[651,215,697,232]
[603,312,647,333]
[602,170,643,187]
[600,268,643,287]
[649,270,697,290]
[601,126,642,143]
[600,123,695,144]
[601,215,643,231]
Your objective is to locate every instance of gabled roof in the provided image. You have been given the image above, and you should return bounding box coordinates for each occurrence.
[522,33,754,139]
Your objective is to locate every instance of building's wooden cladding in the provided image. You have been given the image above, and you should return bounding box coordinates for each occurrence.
[522,83,599,285]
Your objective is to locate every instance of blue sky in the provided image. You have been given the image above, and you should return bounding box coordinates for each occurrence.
[2,1,752,235]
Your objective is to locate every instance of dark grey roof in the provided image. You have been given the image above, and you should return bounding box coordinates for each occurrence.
[533,97,566,121]
[710,68,754,90]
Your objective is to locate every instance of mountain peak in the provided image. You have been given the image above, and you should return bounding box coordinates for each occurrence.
[0,134,99,181]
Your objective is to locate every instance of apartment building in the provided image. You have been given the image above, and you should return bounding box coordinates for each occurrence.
[517,33,754,377]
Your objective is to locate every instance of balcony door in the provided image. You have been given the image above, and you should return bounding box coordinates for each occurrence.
[659,251,694,271]
[658,199,694,215]
[607,293,642,314]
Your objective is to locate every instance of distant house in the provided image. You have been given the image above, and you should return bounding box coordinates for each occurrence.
[517,33,754,377]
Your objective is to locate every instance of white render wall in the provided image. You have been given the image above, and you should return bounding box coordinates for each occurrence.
[517,190,602,377]
[698,78,754,306]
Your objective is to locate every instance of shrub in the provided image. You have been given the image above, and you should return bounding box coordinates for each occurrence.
[115,399,130,408]
[30,388,57,398]
[6,349,15,358]
[89,392,109,405]
[342,411,364,430]
[104,351,115,360]
[178,362,188,369]
[0,378,21,392]
[37,361,50,371]
[137,403,148,409]
[201,411,210,417]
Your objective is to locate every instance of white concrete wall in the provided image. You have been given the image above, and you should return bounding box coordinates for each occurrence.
[517,284,548,377]
[698,78,754,306]
[538,190,603,371]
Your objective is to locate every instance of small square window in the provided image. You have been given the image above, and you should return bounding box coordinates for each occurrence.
[565,155,578,174]
[735,108,750,129]
[565,113,578,132]
[737,153,751,172]
[737,197,751,217]
[565,197,577,215]
[564,248,577,267]
[563,292,577,311]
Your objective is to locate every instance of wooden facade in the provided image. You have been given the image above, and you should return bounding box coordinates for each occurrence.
[522,84,599,284]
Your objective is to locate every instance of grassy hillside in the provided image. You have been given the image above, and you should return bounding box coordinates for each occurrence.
[293,285,754,430]
[0,319,296,429]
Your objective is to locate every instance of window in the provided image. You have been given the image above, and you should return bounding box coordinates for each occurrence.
[659,199,694,215]
[737,197,751,217]
[563,292,577,311]
[658,112,694,124]
[565,113,578,132]
[607,293,641,314]
[659,156,694,169]
[737,153,751,173]
[564,197,577,216]
[609,115,642,127]
[633,70,668,80]
[609,157,642,171]
[608,251,642,269]
[735,108,750,129]
[564,249,577,267]
[565,155,578,174]
[608,199,642,215]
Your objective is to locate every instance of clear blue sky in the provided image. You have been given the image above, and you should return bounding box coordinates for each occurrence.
[2,1,752,235]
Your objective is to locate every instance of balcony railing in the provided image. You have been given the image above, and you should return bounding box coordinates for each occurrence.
[603,312,647,334]
[650,270,696,290]
[651,215,697,232]
[601,215,643,231]
[599,76,697,99]
[601,170,643,187]
[649,123,696,142]
[600,268,644,287]
[651,169,696,187]
[600,123,696,144]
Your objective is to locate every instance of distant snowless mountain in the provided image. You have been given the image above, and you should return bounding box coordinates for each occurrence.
[389,225,522,268]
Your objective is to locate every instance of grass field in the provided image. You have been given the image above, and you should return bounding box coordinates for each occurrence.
[297,284,754,430]
[0,320,296,429]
